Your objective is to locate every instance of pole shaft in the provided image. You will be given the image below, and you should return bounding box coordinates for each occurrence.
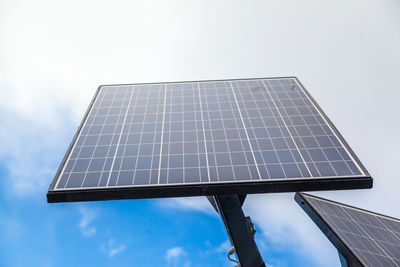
[214,195,265,267]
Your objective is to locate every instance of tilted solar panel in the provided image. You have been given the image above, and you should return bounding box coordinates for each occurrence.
[47,77,371,202]
[296,193,400,267]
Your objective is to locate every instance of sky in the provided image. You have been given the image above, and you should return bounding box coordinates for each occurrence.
[1,0,400,266]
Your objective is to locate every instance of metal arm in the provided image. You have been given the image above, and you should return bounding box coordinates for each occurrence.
[212,194,266,267]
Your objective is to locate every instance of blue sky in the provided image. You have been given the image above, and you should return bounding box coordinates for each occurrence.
[1,0,400,266]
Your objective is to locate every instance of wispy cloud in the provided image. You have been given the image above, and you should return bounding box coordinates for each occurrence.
[78,206,97,237]
[100,238,126,258]
[159,197,216,216]
[109,244,126,257]
[245,193,339,267]
[165,246,188,266]
[215,240,230,254]
[0,108,72,198]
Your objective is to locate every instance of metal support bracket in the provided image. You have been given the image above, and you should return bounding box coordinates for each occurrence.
[207,194,246,212]
[212,194,265,267]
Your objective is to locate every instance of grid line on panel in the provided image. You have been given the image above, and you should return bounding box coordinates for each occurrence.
[205,82,229,181]
[233,81,281,178]
[149,85,164,185]
[246,80,308,178]
[229,81,262,180]
[167,85,176,184]
[224,82,257,181]
[194,83,204,183]
[202,81,253,182]
[341,206,398,265]
[215,83,237,181]
[226,85,262,181]
[95,87,128,187]
[201,83,220,181]
[237,80,292,178]
[139,86,154,185]
[376,218,400,244]
[261,80,313,178]
[144,85,162,185]
[162,83,203,185]
[182,85,192,184]
[271,80,325,177]
[203,83,222,181]
[196,82,210,182]
[81,91,117,188]
[295,81,360,176]
[57,154,367,163]
[113,89,137,186]
[49,78,372,202]
[291,78,365,176]
[73,119,348,131]
[266,80,315,177]
[164,84,173,184]
[295,92,355,176]
[74,136,356,148]
[234,81,275,178]
[347,215,397,265]
[260,80,312,177]
[59,105,97,188]
[277,79,356,177]
[305,195,399,267]
[104,89,128,186]
[108,86,137,186]
[181,86,186,183]
[217,86,239,180]
[262,82,293,177]
[157,84,168,185]
[59,87,119,189]
[278,80,341,177]
[54,171,363,180]
[106,86,135,186]
[118,86,151,186]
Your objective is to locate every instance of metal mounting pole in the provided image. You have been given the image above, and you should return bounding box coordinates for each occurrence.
[212,194,266,267]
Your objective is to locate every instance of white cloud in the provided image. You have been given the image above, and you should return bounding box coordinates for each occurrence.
[165,246,187,264]
[78,206,98,237]
[100,238,127,258]
[245,194,340,267]
[0,0,399,265]
[109,244,127,257]
[159,197,217,216]
[0,107,74,198]
[215,240,231,254]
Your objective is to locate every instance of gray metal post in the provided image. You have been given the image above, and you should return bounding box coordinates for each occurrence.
[214,194,266,267]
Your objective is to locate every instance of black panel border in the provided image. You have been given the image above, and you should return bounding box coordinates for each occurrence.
[294,192,400,267]
[48,77,372,203]
[48,177,371,203]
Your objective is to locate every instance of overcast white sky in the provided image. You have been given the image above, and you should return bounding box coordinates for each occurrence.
[1,0,400,266]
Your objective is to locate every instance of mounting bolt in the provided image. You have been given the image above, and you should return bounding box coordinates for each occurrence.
[245,216,256,237]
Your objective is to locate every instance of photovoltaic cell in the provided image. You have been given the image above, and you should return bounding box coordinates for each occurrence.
[296,193,400,267]
[47,77,371,202]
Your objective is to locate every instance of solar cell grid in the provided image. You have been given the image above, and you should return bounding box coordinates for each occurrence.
[48,77,371,202]
[297,193,400,267]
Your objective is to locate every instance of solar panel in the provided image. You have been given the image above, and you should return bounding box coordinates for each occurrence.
[295,193,400,267]
[47,77,371,202]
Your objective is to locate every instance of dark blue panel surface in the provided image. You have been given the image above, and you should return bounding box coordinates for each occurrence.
[48,78,371,202]
[297,193,400,267]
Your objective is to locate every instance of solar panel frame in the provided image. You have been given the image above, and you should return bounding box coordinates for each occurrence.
[295,193,400,267]
[47,77,372,203]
